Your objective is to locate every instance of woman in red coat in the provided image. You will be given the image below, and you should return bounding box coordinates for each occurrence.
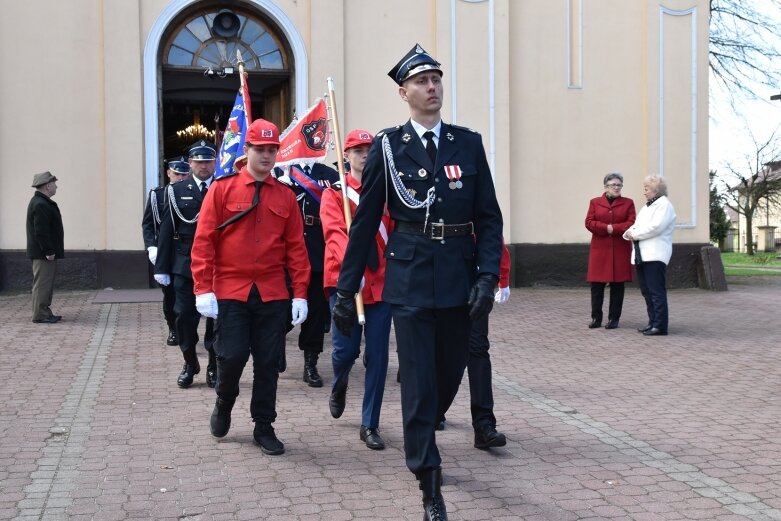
[585,173,636,329]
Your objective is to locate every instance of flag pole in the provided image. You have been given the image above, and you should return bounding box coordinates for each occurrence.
[233,50,250,173]
[326,77,366,325]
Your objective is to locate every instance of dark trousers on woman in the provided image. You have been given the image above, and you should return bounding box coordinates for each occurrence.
[635,261,668,332]
[215,285,288,423]
[590,282,625,323]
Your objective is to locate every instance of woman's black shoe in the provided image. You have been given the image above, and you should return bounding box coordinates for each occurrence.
[604,320,619,329]
[588,319,602,329]
[637,325,652,333]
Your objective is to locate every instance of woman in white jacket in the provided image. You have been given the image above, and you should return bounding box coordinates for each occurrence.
[623,175,676,336]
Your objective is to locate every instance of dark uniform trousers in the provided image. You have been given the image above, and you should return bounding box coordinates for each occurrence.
[215,285,288,423]
[161,283,177,330]
[173,275,215,363]
[394,304,471,474]
[299,270,328,352]
[466,314,496,430]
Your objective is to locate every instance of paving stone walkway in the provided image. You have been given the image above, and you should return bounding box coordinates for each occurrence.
[1,276,779,520]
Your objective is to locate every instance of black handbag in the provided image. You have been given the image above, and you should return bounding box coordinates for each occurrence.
[633,241,644,265]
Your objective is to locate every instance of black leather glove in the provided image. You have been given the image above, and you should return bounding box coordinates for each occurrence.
[468,273,498,321]
[332,290,357,336]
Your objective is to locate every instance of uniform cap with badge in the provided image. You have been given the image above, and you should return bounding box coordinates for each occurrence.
[188,140,217,161]
[388,43,442,85]
[344,129,374,151]
[32,171,57,188]
[245,118,280,146]
[167,157,190,175]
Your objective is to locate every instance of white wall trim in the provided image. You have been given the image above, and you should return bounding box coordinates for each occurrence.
[566,0,583,89]
[450,0,496,179]
[659,5,698,228]
[142,0,308,194]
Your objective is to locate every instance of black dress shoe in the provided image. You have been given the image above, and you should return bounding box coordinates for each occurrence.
[176,362,200,388]
[329,384,347,418]
[360,425,386,450]
[210,398,234,438]
[166,329,178,346]
[254,423,285,455]
[474,425,507,449]
[643,327,668,336]
[33,315,61,324]
[419,469,448,521]
[604,320,619,329]
[588,319,602,329]
[637,325,652,333]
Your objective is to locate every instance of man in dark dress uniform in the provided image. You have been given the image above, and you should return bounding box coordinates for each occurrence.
[154,141,217,388]
[275,161,339,387]
[141,158,189,345]
[332,44,504,521]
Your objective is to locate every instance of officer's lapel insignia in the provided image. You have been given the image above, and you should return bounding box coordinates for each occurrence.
[397,171,405,178]
[407,188,417,198]
[418,168,427,177]
[446,133,455,142]
[402,133,412,143]
[187,184,193,190]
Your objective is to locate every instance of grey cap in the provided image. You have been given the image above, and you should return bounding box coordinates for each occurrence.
[32,171,57,188]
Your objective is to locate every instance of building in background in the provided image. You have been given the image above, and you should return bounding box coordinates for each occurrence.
[0,0,711,290]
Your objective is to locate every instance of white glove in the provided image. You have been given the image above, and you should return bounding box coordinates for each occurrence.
[291,298,308,326]
[154,274,171,286]
[359,276,365,290]
[195,292,219,319]
[495,286,511,304]
[147,246,158,265]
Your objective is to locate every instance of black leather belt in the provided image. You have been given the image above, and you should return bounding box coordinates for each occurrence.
[395,221,474,240]
[303,215,321,226]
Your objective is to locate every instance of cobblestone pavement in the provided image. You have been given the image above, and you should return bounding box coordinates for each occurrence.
[1,277,780,520]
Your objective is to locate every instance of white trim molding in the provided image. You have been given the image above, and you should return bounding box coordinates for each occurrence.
[142,0,308,194]
[567,0,583,89]
[450,0,496,179]
[659,5,698,228]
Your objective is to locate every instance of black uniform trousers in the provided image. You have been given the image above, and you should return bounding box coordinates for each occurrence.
[215,285,288,423]
[635,261,668,331]
[590,282,625,322]
[161,283,176,330]
[298,270,329,352]
[172,274,215,363]
[466,314,496,430]
[393,304,471,475]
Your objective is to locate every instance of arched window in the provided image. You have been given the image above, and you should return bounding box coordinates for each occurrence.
[163,8,288,71]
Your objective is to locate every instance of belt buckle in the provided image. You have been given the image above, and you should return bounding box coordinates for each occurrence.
[304,215,314,226]
[430,222,445,240]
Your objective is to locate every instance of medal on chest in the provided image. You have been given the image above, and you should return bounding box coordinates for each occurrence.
[444,165,463,189]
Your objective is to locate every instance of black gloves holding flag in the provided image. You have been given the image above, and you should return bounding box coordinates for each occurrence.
[468,273,499,321]
[333,290,357,336]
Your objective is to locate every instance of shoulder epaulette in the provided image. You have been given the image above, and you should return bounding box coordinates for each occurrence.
[376,125,402,138]
[330,180,343,191]
[449,123,480,134]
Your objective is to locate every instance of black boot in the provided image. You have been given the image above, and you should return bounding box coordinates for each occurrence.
[419,469,448,521]
[303,351,323,387]
[206,350,217,388]
[177,350,200,388]
[210,397,234,438]
[166,327,178,346]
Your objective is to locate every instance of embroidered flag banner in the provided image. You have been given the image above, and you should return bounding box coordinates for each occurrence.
[216,73,252,178]
[275,98,329,168]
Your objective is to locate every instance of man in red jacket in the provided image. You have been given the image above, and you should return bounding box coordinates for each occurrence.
[190,118,311,455]
[321,129,393,450]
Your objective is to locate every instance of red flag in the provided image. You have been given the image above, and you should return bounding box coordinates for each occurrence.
[275,99,329,168]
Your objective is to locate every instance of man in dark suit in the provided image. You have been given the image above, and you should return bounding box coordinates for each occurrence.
[26,171,65,324]
[275,162,339,386]
[154,141,217,389]
[141,158,189,346]
[331,44,504,521]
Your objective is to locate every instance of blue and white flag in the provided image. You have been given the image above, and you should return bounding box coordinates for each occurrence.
[216,80,251,178]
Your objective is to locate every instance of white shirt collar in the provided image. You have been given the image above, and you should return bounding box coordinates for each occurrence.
[409,119,442,142]
[192,174,213,188]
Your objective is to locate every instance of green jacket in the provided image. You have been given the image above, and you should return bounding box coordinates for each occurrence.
[26,191,64,259]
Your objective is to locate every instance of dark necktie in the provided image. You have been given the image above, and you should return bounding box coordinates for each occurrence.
[423,131,437,165]
[216,181,262,230]
[200,181,208,194]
